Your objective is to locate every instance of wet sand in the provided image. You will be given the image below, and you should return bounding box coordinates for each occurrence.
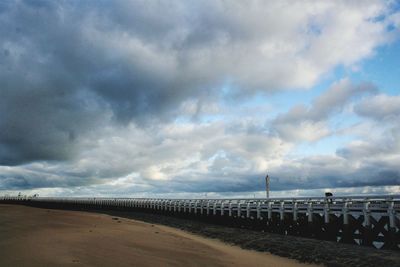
[104,209,400,267]
[0,204,316,267]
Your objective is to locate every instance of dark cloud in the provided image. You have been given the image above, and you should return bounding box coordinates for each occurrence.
[0,1,398,195]
[0,86,105,165]
[1,1,391,165]
[0,1,106,165]
[0,0,223,165]
[0,166,100,190]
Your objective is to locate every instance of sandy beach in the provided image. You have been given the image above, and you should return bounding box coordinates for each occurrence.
[0,204,317,267]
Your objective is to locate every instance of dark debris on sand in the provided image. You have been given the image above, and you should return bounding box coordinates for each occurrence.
[97,210,400,267]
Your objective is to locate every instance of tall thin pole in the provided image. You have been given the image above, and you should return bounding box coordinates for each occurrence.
[265,174,270,199]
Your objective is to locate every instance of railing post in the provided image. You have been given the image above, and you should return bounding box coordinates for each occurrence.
[267,201,273,230]
[324,200,335,241]
[194,201,198,215]
[342,200,353,243]
[279,201,285,221]
[267,201,272,220]
[362,200,372,246]
[307,202,313,222]
[324,202,330,224]
[386,199,397,249]
[307,201,313,237]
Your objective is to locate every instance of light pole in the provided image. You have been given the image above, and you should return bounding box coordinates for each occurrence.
[265,174,270,199]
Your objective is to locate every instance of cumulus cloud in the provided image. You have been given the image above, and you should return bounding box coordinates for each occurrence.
[271,79,376,142]
[0,120,290,192]
[330,94,400,188]
[2,104,399,194]
[0,1,400,196]
[0,0,396,165]
[354,94,400,120]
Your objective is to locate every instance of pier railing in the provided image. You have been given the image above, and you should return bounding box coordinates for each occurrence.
[1,195,399,250]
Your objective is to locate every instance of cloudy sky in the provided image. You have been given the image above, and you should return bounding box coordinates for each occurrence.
[1,0,400,198]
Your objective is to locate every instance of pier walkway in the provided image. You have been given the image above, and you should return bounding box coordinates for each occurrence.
[1,195,399,250]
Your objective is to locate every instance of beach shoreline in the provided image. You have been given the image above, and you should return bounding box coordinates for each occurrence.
[0,204,316,267]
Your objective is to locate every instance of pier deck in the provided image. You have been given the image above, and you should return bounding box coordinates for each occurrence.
[1,195,399,250]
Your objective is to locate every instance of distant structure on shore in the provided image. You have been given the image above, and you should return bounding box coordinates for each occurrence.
[265,174,270,199]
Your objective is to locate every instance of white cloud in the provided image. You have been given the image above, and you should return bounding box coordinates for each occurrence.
[1,1,400,196]
[354,94,400,120]
[271,79,376,142]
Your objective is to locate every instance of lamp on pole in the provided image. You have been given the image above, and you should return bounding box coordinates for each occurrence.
[265,174,270,199]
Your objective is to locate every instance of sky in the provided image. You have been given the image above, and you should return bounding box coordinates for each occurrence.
[0,0,400,198]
